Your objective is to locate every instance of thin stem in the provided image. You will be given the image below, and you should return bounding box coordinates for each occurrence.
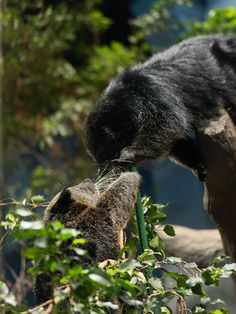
[0,0,5,279]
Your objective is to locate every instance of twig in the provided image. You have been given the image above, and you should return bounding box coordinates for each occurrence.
[12,243,32,305]
[21,285,70,314]
[0,200,49,208]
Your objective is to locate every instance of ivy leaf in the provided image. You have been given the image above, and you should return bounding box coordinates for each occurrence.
[186,276,203,287]
[120,259,141,272]
[194,306,205,313]
[201,269,220,286]
[149,235,161,249]
[191,283,205,296]
[160,306,172,314]
[148,277,163,290]
[222,263,236,273]
[200,296,211,305]
[163,225,175,236]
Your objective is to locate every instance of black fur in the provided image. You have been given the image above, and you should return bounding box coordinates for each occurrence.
[85,35,236,180]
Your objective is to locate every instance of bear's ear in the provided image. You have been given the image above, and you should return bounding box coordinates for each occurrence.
[68,179,99,207]
[43,188,73,226]
[43,179,99,226]
[96,172,141,230]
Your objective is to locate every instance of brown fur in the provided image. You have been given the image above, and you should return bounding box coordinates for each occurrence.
[34,172,141,305]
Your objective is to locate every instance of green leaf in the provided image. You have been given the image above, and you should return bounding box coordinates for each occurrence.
[31,195,46,203]
[72,238,86,245]
[201,269,220,286]
[149,235,160,249]
[222,263,236,272]
[60,228,78,241]
[68,265,84,277]
[186,276,203,288]
[194,306,205,313]
[95,300,118,310]
[191,283,205,296]
[165,257,182,264]
[120,259,141,272]
[24,247,45,260]
[48,260,58,272]
[88,274,111,287]
[6,213,16,223]
[34,237,47,248]
[161,306,172,314]
[210,298,225,306]
[148,277,163,290]
[210,308,228,314]
[163,225,175,236]
[200,296,211,305]
[184,262,198,269]
[51,221,64,230]
[73,247,87,256]
[20,220,43,230]
[15,208,34,217]
[0,281,17,306]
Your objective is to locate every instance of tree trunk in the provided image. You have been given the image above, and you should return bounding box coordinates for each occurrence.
[197,109,236,261]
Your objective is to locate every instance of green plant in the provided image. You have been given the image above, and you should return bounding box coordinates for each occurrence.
[183,7,236,38]
[4,1,236,197]
[0,196,234,313]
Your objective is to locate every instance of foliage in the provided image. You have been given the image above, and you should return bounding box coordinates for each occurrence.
[4,1,236,196]
[130,0,191,47]
[0,196,234,313]
[4,0,141,195]
[2,0,236,313]
[183,7,236,38]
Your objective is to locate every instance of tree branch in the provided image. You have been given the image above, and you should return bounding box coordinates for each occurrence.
[162,225,224,267]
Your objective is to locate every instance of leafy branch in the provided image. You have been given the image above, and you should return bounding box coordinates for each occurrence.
[0,196,234,313]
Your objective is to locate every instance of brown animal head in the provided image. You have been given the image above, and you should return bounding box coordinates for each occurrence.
[44,171,141,262]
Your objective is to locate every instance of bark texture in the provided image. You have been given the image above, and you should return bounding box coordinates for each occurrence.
[162,109,236,266]
[197,109,236,261]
